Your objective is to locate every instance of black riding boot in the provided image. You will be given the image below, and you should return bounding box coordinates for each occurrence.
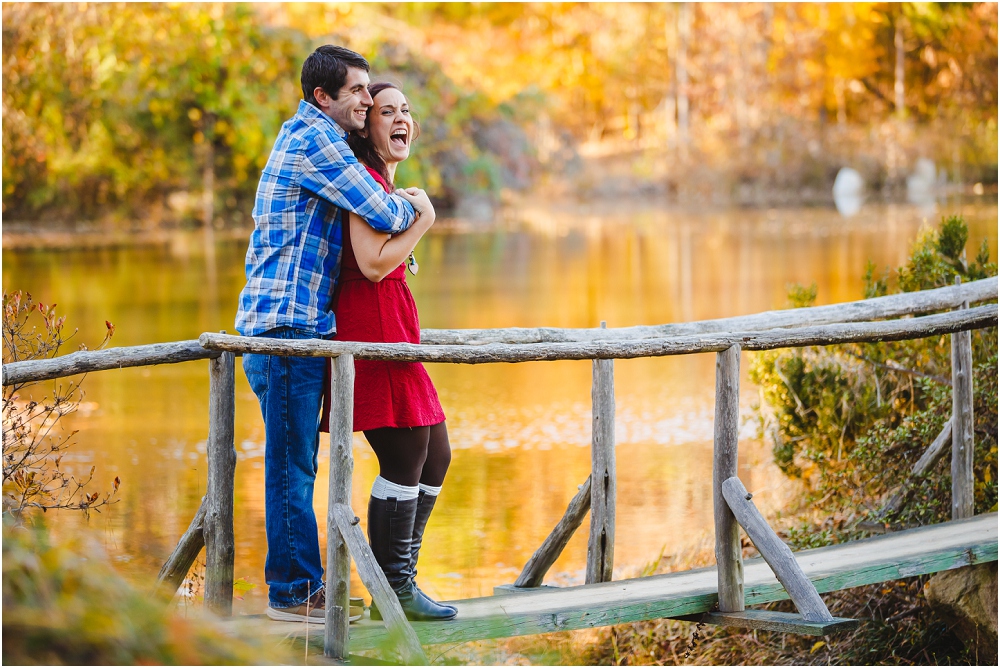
[368,495,456,621]
[411,491,457,614]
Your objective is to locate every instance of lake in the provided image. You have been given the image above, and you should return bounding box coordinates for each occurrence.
[3,198,996,613]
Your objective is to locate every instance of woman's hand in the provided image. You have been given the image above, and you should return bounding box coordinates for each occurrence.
[395,187,436,224]
[350,187,436,282]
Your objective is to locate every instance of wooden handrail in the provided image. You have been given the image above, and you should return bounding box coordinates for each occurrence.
[4,282,994,385]
[197,305,996,363]
[1,339,217,386]
[420,277,998,345]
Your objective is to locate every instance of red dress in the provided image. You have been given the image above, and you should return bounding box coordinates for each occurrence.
[320,167,445,433]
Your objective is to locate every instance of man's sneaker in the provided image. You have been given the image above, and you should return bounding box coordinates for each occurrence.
[267,590,365,623]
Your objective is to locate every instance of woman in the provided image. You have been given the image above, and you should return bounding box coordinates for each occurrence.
[321,82,456,622]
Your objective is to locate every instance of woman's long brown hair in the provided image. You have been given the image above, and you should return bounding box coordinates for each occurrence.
[347,82,420,190]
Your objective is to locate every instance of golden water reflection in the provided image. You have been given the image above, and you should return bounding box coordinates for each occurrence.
[3,200,995,611]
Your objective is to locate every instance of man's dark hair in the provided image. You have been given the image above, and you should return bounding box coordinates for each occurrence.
[301,45,370,105]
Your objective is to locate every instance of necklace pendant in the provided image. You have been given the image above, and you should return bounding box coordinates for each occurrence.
[407,253,419,275]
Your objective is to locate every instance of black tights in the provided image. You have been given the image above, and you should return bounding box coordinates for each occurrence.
[364,421,451,488]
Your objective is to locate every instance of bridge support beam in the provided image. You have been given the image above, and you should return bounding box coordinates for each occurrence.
[587,356,616,584]
[325,353,355,660]
[951,277,974,520]
[713,344,744,612]
[722,476,834,622]
[204,351,236,617]
[515,475,592,588]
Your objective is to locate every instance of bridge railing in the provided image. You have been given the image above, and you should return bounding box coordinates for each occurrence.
[2,277,996,660]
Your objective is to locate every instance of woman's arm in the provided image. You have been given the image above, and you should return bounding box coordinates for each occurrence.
[350,195,435,282]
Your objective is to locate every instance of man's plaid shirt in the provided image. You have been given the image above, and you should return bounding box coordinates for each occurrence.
[236,100,416,337]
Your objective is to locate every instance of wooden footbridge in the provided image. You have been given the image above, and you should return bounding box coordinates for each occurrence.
[4,277,997,663]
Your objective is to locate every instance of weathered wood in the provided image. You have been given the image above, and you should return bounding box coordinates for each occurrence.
[722,476,833,622]
[515,476,592,588]
[698,610,859,636]
[4,281,995,386]
[155,496,207,597]
[494,583,561,596]
[199,305,997,365]
[325,354,355,660]
[419,278,998,344]
[587,359,615,584]
[912,419,955,477]
[204,351,236,616]
[951,278,975,520]
[880,420,952,518]
[331,503,428,665]
[713,345,744,612]
[280,513,997,651]
[1,339,217,386]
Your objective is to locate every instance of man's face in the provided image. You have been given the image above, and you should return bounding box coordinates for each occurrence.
[324,67,373,131]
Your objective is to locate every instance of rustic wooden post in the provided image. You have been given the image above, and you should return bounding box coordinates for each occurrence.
[713,344,744,612]
[332,504,428,664]
[951,277,974,519]
[325,353,355,660]
[586,329,616,584]
[204,350,236,616]
[722,477,833,622]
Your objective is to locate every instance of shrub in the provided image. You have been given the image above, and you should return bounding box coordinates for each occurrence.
[2,523,290,665]
[748,215,997,537]
[2,291,118,522]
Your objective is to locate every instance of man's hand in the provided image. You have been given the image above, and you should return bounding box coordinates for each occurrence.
[394,187,435,222]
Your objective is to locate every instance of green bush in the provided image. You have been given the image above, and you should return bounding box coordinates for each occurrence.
[748,215,998,540]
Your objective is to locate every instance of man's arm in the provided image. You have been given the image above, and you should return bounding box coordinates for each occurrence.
[299,132,416,234]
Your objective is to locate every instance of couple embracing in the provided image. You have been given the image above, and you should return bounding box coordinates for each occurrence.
[235,46,456,624]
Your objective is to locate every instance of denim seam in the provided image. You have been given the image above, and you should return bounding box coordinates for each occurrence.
[280,355,297,597]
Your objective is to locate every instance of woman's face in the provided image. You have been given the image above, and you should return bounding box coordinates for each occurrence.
[367,87,413,165]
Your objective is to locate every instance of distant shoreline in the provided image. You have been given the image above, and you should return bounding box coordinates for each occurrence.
[3,191,995,252]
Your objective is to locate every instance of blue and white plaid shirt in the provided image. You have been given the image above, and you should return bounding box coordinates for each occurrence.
[236,100,416,337]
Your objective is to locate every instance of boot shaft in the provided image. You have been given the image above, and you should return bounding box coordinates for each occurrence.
[367,495,418,592]
[410,490,438,576]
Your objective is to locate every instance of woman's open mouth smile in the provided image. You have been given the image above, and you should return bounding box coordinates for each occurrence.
[390,129,408,147]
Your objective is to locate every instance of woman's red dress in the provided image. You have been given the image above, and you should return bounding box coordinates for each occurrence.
[320,167,445,433]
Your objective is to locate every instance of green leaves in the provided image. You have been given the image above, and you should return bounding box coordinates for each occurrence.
[937,214,969,264]
[750,215,998,537]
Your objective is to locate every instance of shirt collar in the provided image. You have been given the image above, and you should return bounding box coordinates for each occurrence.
[296,99,347,139]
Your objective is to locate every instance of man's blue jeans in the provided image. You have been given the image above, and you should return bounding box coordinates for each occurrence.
[243,327,326,608]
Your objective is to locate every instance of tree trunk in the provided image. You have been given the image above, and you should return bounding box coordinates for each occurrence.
[676,3,691,160]
[894,15,905,119]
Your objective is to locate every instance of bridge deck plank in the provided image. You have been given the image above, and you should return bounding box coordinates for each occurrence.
[266,513,996,651]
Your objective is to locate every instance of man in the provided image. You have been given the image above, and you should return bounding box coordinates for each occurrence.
[235,45,434,622]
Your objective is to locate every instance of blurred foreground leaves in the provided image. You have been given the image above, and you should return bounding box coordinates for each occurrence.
[2,523,290,665]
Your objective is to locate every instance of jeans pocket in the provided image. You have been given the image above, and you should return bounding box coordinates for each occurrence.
[243,353,270,397]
